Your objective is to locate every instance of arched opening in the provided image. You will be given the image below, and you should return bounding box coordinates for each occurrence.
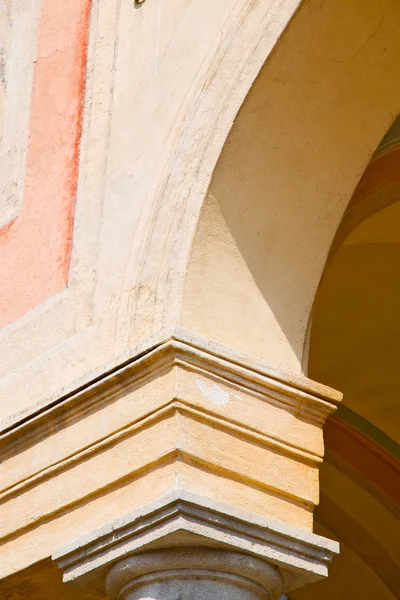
[2,0,400,598]
[179,1,400,593]
[180,0,400,376]
[304,116,400,599]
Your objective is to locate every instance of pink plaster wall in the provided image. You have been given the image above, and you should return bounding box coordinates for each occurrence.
[0,0,91,328]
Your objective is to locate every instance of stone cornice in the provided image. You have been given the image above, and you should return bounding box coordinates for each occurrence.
[0,329,341,544]
[1,328,341,458]
[53,491,339,593]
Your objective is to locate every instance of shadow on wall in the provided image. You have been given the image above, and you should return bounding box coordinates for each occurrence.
[180,0,400,373]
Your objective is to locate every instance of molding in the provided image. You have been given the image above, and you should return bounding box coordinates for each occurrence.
[330,144,400,254]
[1,330,341,548]
[0,401,321,506]
[1,330,340,532]
[105,549,284,600]
[1,328,341,455]
[325,417,400,507]
[53,491,339,593]
[334,406,400,461]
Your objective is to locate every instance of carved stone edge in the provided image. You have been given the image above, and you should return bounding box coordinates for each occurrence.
[53,491,339,593]
[105,548,285,600]
[1,328,342,456]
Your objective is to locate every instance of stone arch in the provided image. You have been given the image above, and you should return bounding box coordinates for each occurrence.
[304,201,400,599]
[119,0,302,345]
[6,0,400,421]
[176,0,400,374]
[330,115,400,254]
[304,95,400,600]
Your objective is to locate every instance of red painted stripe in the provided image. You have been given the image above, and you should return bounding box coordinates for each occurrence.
[325,417,400,506]
[349,144,400,206]
[0,0,91,328]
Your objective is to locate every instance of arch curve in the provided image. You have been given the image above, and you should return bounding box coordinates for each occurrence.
[179,0,400,373]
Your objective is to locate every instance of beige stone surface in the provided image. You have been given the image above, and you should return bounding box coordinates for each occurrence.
[181,0,400,372]
[5,0,399,597]
[1,0,398,445]
[0,330,339,580]
[53,494,337,594]
[0,0,39,227]
[0,0,302,429]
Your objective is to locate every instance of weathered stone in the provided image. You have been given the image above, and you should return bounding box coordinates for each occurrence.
[53,492,339,596]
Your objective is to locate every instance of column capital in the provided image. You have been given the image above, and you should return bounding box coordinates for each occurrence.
[53,492,339,596]
[51,329,340,598]
[106,548,283,600]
